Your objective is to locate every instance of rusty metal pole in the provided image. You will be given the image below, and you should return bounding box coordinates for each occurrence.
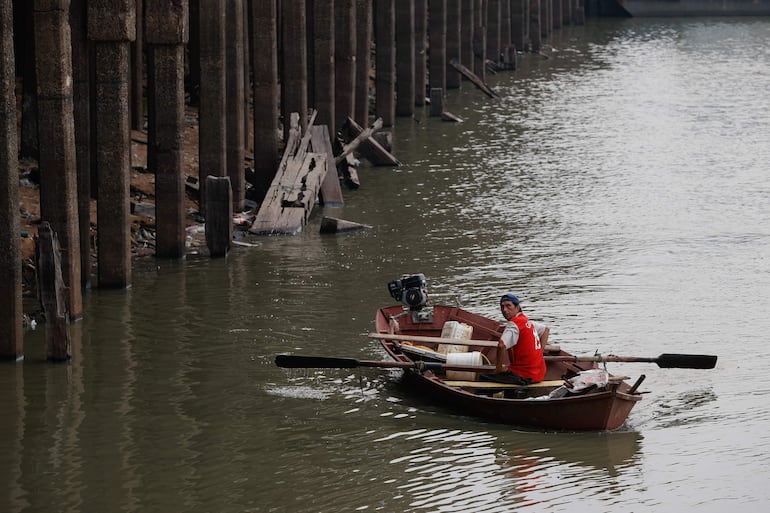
[69,0,92,290]
[374,0,395,126]
[198,0,227,214]
[0,0,23,360]
[429,0,447,95]
[251,0,280,204]
[89,0,135,289]
[226,0,245,211]
[395,0,415,117]
[282,0,308,135]
[414,0,427,106]
[354,0,372,126]
[35,0,83,314]
[446,0,461,89]
[311,0,335,130]
[334,0,356,134]
[146,0,188,259]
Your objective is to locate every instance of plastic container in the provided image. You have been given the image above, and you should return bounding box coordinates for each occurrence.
[438,321,473,355]
[446,351,484,381]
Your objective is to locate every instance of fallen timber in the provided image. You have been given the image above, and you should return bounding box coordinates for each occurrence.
[449,58,499,99]
[337,117,401,167]
[248,112,328,235]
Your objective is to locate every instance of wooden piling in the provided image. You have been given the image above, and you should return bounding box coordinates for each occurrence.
[460,0,474,79]
[146,0,188,259]
[374,0,395,126]
[430,88,444,117]
[429,0,447,94]
[89,0,135,289]
[472,0,486,80]
[354,0,372,126]
[487,0,501,65]
[446,0,461,89]
[131,0,144,130]
[335,0,356,133]
[35,0,83,315]
[530,0,542,52]
[251,0,280,204]
[414,0,428,106]
[510,0,528,52]
[205,176,233,258]
[0,0,23,360]
[501,0,512,51]
[282,0,308,136]
[310,0,335,130]
[396,0,415,117]
[36,222,71,361]
[198,0,227,213]
[69,0,92,290]
[226,0,245,211]
[553,0,562,29]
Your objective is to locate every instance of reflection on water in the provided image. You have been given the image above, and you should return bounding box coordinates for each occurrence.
[3,16,770,513]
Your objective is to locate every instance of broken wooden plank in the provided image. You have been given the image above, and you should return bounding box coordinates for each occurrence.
[335,117,384,165]
[36,222,71,361]
[449,58,499,98]
[320,216,372,234]
[309,124,344,206]
[337,117,400,166]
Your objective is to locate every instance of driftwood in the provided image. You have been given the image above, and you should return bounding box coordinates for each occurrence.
[249,111,328,235]
[335,117,383,165]
[449,58,499,98]
[319,216,372,234]
[337,117,400,166]
[36,222,71,361]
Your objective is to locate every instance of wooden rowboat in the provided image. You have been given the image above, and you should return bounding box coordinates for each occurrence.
[373,304,644,431]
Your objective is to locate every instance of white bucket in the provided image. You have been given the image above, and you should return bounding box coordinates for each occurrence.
[446,351,483,382]
[438,321,473,355]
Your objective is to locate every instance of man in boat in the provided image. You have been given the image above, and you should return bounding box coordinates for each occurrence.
[481,293,549,385]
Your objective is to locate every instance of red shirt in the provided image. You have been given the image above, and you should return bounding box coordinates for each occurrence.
[503,313,546,382]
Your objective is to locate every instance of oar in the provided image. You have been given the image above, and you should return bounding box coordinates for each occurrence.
[546,354,717,369]
[275,354,497,373]
[369,332,499,348]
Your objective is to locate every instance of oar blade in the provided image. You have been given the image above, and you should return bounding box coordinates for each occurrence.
[657,353,718,369]
[275,354,360,369]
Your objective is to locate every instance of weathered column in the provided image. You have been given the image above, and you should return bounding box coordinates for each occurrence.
[35,0,83,314]
[282,0,308,137]
[146,0,188,259]
[199,0,226,212]
[131,0,144,130]
[460,0,474,74]
[553,0,562,29]
[540,0,549,39]
[252,0,280,203]
[19,1,38,161]
[575,0,585,25]
[396,0,415,116]
[69,0,91,289]
[446,0,461,89]
[354,0,372,126]
[486,0,500,64]
[414,0,427,106]
[429,0,446,94]
[0,0,23,360]
[89,0,135,289]
[334,0,356,133]
[501,0,512,50]
[226,0,245,211]
[563,0,572,25]
[472,0,485,80]
[374,0,395,126]
[511,0,528,51]
[529,0,541,52]
[311,0,335,129]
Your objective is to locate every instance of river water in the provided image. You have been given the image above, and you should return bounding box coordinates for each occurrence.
[3,16,770,513]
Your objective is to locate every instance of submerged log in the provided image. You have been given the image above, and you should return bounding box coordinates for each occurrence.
[36,222,71,361]
[320,216,372,234]
[448,58,499,98]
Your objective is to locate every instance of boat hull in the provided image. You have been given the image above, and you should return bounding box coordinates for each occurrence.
[375,305,642,431]
[616,0,770,17]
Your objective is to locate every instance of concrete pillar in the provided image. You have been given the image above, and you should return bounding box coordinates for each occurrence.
[0,0,23,360]
[334,0,356,133]
[510,0,528,50]
[414,0,427,106]
[429,0,446,94]
[501,0,512,50]
[310,0,335,129]
[35,0,83,314]
[69,0,92,290]
[553,0,562,29]
[131,0,144,130]
[487,0,500,64]
[226,0,245,211]
[473,0,486,80]
[146,0,188,259]
[282,0,308,136]
[530,0,541,52]
[460,0,474,76]
[199,0,226,213]
[396,0,415,116]
[251,0,280,204]
[354,0,372,125]
[446,0,461,89]
[89,0,135,289]
[374,0,395,126]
